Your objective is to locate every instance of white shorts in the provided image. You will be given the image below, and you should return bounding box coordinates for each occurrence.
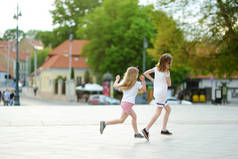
[154,92,168,107]
[155,99,168,107]
[155,97,168,107]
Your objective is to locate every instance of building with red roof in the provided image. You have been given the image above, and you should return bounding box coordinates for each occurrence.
[0,41,29,82]
[0,65,7,84]
[34,40,94,98]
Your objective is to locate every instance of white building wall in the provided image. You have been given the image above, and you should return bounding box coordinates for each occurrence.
[199,78,238,103]
[0,71,7,81]
[37,68,92,93]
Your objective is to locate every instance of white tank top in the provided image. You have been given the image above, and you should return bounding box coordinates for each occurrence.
[153,67,170,96]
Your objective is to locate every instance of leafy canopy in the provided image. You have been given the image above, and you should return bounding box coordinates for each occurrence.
[77,0,156,77]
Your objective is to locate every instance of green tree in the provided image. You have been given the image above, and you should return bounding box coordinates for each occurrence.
[148,10,190,86]
[148,11,187,66]
[156,0,238,77]
[25,30,40,39]
[70,67,75,79]
[2,29,26,40]
[84,70,92,83]
[50,0,100,47]
[35,31,55,48]
[30,48,52,73]
[77,0,156,77]
[170,66,190,88]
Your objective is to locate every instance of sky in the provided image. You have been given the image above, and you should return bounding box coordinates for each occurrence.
[0,0,156,37]
[0,0,55,36]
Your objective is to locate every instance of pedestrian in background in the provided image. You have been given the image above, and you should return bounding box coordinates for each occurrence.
[100,66,146,138]
[3,89,10,106]
[0,90,2,104]
[1,90,5,105]
[176,87,184,104]
[9,90,15,106]
[142,54,173,141]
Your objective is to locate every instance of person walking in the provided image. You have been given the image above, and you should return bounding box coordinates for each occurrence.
[142,54,173,141]
[3,89,10,106]
[9,90,15,106]
[100,66,146,138]
[176,87,184,104]
[0,90,2,104]
[1,90,5,105]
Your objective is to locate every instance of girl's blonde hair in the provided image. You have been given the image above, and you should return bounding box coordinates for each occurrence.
[118,67,139,91]
[156,53,172,72]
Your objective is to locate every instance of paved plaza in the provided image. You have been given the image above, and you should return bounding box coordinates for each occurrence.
[0,97,238,159]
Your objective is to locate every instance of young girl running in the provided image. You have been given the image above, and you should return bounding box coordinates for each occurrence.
[142,54,173,141]
[100,66,146,138]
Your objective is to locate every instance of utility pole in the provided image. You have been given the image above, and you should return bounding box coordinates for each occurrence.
[34,49,37,88]
[13,4,21,106]
[143,37,148,73]
[25,55,29,86]
[68,34,73,102]
[69,34,73,79]
[7,30,10,88]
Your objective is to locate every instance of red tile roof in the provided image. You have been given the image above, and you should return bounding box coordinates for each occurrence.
[0,65,7,72]
[0,41,28,61]
[0,41,14,49]
[48,40,89,56]
[39,40,90,70]
[40,54,88,69]
[0,47,28,61]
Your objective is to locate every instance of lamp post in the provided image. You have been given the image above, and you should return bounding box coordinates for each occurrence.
[34,49,37,88]
[68,34,73,102]
[13,4,21,106]
[143,36,148,73]
[69,34,73,79]
[7,30,10,88]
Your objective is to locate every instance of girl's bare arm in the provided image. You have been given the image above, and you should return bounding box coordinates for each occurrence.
[166,76,171,87]
[113,75,120,88]
[139,75,147,92]
[143,68,154,83]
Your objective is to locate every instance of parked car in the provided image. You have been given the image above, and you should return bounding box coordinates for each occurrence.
[150,97,192,105]
[88,94,120,105]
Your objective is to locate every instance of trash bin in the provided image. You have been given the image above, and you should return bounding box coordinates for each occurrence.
[192,94,199,102]
[199,94,206,102]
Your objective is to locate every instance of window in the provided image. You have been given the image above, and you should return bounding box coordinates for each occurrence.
[76,76,82,85]
[232,89,238,98]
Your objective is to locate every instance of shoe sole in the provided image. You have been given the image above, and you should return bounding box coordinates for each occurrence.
[142,130,149,141]
[161,133,172,135]
[100,121,104,134]
[135,135,144,138]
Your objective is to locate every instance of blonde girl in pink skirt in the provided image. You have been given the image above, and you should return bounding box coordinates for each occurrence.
[100,66,146,138]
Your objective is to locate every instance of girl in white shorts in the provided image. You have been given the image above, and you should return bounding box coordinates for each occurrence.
[142,54,173,141]
[100,67,146,138]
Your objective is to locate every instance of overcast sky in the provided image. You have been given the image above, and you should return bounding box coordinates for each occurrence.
[0,0,54,36]
[0,0,156,36]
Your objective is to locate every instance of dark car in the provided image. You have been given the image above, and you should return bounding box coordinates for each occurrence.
[88,94,120,105]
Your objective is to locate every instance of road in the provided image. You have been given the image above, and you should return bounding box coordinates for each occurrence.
[0,96,237,159]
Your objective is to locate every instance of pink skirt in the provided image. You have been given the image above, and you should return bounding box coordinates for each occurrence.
[121,101,134,114]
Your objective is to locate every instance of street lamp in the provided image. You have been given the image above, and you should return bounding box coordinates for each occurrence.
[68,34,73,102]
[13,4,22,106]
[143,36,148,73]
[7,30,10,88]
[69,34,73,79]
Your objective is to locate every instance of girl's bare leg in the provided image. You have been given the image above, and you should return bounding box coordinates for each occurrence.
[130,110,138,133]
[146,107,163,130]
[162,105,171,130]
[106,112,128,125]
